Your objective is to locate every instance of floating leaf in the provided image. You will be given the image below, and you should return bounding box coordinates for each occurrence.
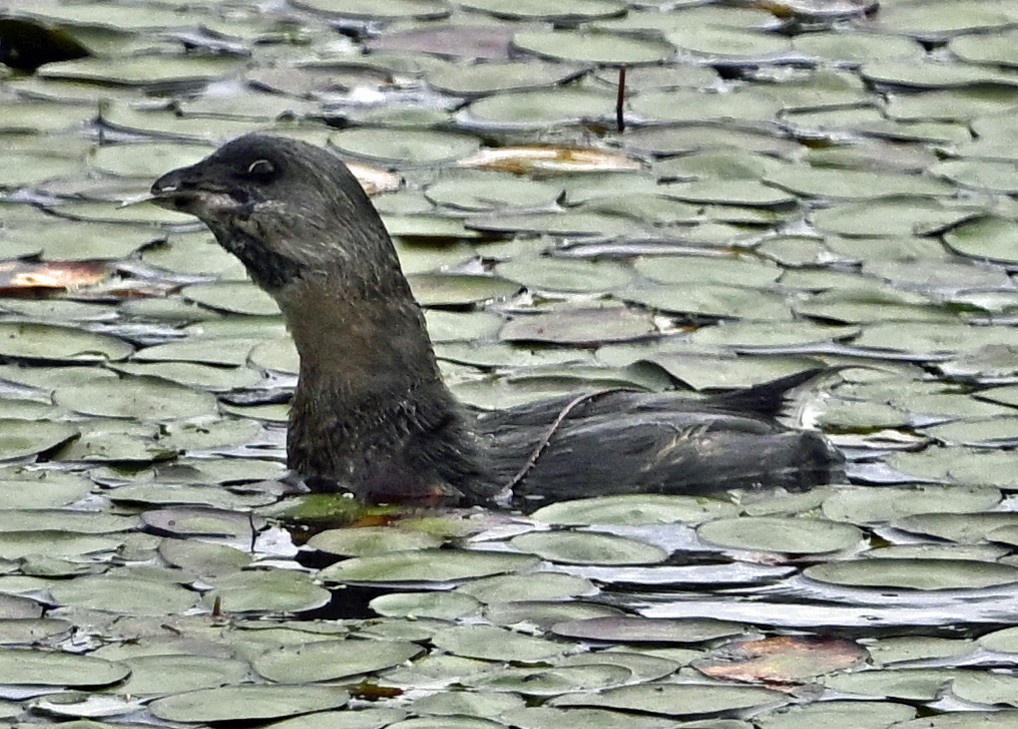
[54,377,219,421]
[550,682,786,717]
[321,549,539,583]
[430,624,566,663]
[149,685,350,724]
[697,517,861,555]
[0,649,127,687]
[500,307,656,345]
[512,30,674,65]
[804,559,1018,591]
[0,323,132,362]
[510,531,667,565]
[0,420,80,460]
[551,616,745,644]
[254,639,422,683]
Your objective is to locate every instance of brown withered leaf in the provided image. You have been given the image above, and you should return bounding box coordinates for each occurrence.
[694,635,869,686]
[458,146,641,175]
[0,260,109,294]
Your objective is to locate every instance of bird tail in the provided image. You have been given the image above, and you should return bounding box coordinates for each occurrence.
[706,366,840,419]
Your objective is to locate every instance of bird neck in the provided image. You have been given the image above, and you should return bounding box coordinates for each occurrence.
[276,269,449,408]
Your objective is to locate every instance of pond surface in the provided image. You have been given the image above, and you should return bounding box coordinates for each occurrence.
[1,0,1018,727]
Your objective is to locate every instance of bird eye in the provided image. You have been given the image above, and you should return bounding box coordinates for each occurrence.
[245,159,277,181]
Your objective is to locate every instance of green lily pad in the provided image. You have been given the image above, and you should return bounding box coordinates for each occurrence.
[697,517,862,554]
[108,361,262,391]
[893,513,1018,544]
[458,572,596,603]
[530,494,737,526]
[48,574,199,614]
[484,601,624,631]
[254,638,422,683]
[117,655,251,696]
[425,171,561,210]
[474,663,633,695]
[182,282,280,316]
[950,27,1018,67]
[931,159,1018,193]
[510,530,668,565]
[463,87,616,129]
[495,257,633,293]
[427,60,582,96]
[149,685,350,723]
[892,712,1018,728]
[89,142,212,178]
[0,420,80,460]
[804,559,1018,590]
[551,616,745,644]
[631,88,782,124]
[754,700,916,729]
[951,672,1018,707]
[408,273,521,306]
[822,486,1001,524]
[266,709,408,729]
[204,570,331,615]
[824,667,957,701]
[0,531,123,560]
[40,55,242,87]
[812,197,977,237]
[921,416,1018,447]
[330,129,479,165]
[308,527,444,556]
[512,30,674,65]
[550,682,785,717]
[370,591,481,620]
[133,338,263,366]
[944,216,1018,264]
[0,649,128,687]
[765,166,954,199]
[430,624,566,663]
[294,0,449,19]
[457,0,624,21]
[500,307,656,345]
[0,323,132,362]
[321,549,539,583]
[159,539,252,579]
[54,376,219,421]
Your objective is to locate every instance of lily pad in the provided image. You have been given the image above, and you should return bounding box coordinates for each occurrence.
[0,323,132,363]
[330,129,479,166]
[182,282,280,316]
[117,655,251,696]
[54,377,219,421]
[0,420,80,461]
[149,685,350,724]
[804,559,1018,591]
[308,527,444,556]
[550,682,785,717]
[48,575,199,615]
[500,307,656,345]
[697,517,862,554]
[0,649,128,687]
[510,530,667,565]
[944,216,1018,264]
[512,30,674,65]
[254,638,422,683]
[430,624,566,663]
[530,494,737,526]
[320,549,539,583]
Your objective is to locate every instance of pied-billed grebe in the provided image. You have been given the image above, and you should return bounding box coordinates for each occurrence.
[151,134,842,507]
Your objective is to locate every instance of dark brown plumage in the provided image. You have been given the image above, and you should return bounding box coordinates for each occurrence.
[150,133,842,508]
